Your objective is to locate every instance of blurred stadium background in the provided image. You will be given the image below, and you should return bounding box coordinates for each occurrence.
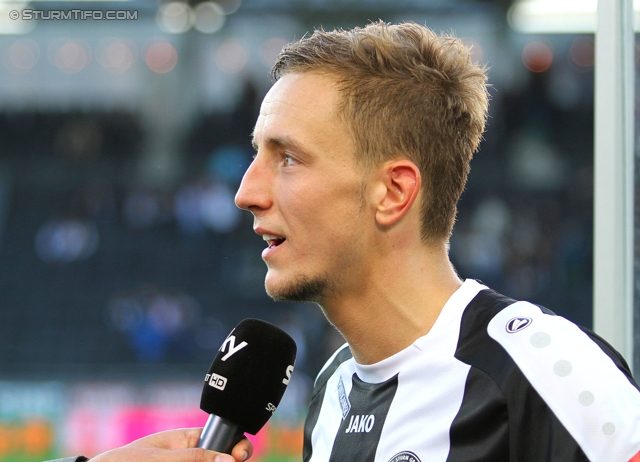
[0,0,636,460]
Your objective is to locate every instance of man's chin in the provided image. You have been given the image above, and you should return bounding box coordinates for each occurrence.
[265,273,328,303]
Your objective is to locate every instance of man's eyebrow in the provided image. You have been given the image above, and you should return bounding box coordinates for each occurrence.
[252,134,307,154]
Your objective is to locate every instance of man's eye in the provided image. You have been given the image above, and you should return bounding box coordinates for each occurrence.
[283,155,297,166]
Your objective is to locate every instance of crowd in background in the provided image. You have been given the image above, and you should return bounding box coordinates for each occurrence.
[0,48,596,380]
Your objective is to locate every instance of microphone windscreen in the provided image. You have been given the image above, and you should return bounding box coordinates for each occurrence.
[200,318,297,435]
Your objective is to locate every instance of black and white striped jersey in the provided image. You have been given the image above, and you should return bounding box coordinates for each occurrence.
[303,279,640,462]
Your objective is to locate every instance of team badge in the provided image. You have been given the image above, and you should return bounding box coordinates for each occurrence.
[387,451,421,462]
[506,316,533,333]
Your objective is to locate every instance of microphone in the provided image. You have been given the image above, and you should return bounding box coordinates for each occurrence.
[197,318,297,453]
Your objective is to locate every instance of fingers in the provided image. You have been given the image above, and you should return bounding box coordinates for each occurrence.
[150,428,253,461]
[174,447,232,462]
[91,446,229,462]
[136,439,250,462]
[89,428,253,462]
[230,437,254,462]
[133,427,204,450]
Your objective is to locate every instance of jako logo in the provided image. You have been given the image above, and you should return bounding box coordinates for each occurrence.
[219,331,248,361]
[206,373,227,390]
[345,414,375,433]
[506,317,533,333]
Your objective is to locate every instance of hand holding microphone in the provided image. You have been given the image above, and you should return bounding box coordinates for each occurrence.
[198,318,298,453]
[87,428,252,462]
[83,318,295,462]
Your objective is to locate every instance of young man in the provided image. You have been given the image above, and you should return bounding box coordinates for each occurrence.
[234,21,640,461]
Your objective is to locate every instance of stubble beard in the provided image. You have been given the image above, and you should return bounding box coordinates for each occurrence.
[266,272,334,303]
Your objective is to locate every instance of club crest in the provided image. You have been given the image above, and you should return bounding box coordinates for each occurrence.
[388,451,421,462]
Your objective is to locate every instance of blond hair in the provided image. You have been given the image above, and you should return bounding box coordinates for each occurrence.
[271,21,489,243]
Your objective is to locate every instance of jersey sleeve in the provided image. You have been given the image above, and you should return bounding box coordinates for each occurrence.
[487,301,640,462]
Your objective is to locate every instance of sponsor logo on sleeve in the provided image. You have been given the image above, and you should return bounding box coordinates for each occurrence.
[338,376,351,419]
[505,317,533,333]
[388,451,421,462]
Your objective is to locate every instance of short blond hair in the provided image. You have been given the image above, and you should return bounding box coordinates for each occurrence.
[271,21,489,243]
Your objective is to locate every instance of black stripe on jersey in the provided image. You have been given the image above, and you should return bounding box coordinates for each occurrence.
[328,373,399,462]
[451,289,589,462]
[303,345,353,462]
[446,367,509,461]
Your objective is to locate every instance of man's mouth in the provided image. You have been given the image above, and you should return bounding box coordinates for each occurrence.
[262,234,286,249]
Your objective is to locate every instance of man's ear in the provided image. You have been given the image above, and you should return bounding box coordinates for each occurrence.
[374,159,421,227]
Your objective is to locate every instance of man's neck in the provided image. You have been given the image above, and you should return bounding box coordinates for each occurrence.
[319,244,463,365]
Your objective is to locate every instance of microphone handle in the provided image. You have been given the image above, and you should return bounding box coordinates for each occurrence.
[197,414,245,454]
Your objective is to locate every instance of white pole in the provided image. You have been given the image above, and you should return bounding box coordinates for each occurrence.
[593,0,634,364]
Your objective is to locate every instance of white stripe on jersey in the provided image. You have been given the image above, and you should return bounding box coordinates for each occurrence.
[309,359,357,462]
[372,280,486,462]
[487,301,640,462]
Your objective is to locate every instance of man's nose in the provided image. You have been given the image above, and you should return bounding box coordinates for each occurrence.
[234,156,271,212]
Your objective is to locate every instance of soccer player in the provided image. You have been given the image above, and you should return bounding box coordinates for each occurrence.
[234,21,640,461]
